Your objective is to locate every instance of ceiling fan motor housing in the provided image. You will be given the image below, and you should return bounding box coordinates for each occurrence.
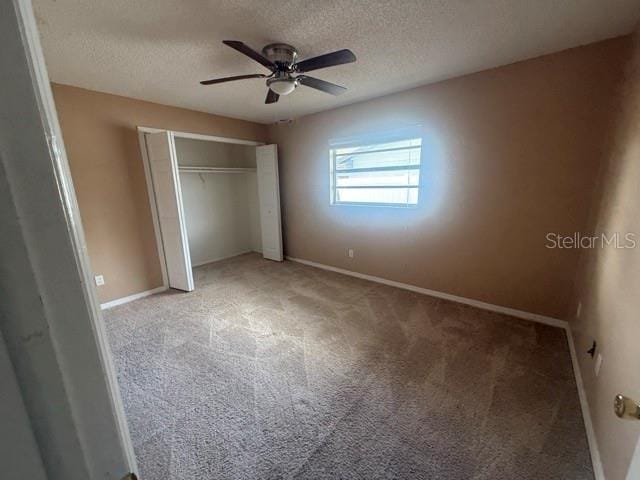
[262,43,298,70]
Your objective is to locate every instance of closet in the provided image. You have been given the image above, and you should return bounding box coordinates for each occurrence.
[141,129,282,292]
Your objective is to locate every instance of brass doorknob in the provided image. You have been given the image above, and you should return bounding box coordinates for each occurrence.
[614,394,640,420]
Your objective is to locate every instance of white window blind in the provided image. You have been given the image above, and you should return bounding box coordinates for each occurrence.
[329,128,422,207]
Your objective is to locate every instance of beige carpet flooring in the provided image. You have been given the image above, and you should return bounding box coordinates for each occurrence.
[104,253,593,479]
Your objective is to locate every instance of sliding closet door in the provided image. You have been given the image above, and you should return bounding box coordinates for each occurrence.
[256,144,283,261]
[145,131,194,291]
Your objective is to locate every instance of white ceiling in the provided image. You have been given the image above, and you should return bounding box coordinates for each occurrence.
[34,0,640,124]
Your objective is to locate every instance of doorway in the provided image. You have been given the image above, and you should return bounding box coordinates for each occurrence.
[138,128,283,292]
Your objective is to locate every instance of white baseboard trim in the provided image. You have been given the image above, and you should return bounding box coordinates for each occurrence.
[286,255,605,477]
[191,250,254,268]
[101,251,258,309]
[100,286,167,310]
[566,327,605,480]
[286,256,567,329]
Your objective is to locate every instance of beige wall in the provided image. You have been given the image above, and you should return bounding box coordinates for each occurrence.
[52,84,267,302]
[268,37,630,320]
[572,29,640,480]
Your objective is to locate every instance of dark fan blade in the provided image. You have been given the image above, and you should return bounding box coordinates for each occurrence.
[223,40,275,70]
[265,89,279,104]
[298,76,346,95]
[294,49,356,73]
[200,74,267,85]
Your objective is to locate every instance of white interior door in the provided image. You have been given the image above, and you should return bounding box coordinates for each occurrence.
[256,144,283,261]
[146,131,194,291]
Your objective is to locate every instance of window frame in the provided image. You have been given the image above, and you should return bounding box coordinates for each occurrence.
[329,128,423,208]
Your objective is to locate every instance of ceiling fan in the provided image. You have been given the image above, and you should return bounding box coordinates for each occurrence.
[200,41,357,104]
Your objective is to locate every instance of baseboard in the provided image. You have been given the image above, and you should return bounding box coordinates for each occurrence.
[102,251,257,309]
[286,256,567,329]
[191,250,254,268]
[100,286,167,310]
[566,327,605,480]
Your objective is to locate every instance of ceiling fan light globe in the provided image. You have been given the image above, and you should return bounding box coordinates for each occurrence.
[268,78,297,96]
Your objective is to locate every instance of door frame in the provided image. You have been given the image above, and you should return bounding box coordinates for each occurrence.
[137,126,264,288]
[1,0,137,477]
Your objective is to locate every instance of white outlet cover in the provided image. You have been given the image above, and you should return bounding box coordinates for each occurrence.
[594,353,603,377]
[94,275,105,286]
[348,249,354,258]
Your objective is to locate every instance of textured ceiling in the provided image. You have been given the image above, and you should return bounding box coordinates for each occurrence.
[34,0,640,124]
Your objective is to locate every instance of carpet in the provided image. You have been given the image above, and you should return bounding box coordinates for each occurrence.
[104,253,593,479]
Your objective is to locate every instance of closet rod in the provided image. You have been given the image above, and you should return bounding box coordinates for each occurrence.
[178,166,256,174]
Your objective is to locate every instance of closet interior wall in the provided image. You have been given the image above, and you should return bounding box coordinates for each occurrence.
[174,138,262,267]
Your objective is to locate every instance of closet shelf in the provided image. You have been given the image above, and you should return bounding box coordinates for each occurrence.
[178,166,256,174]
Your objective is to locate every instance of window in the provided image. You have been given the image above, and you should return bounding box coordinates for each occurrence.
[330,129,422,207]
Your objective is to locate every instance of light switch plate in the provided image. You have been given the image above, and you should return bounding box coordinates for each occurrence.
[94,274,105,286]
[348,248,354,258]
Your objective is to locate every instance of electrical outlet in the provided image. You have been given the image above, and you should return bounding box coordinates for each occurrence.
[94,275,105,286]
[594,353,603,377]
[348,248,354,258]
[576,301,582,318]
